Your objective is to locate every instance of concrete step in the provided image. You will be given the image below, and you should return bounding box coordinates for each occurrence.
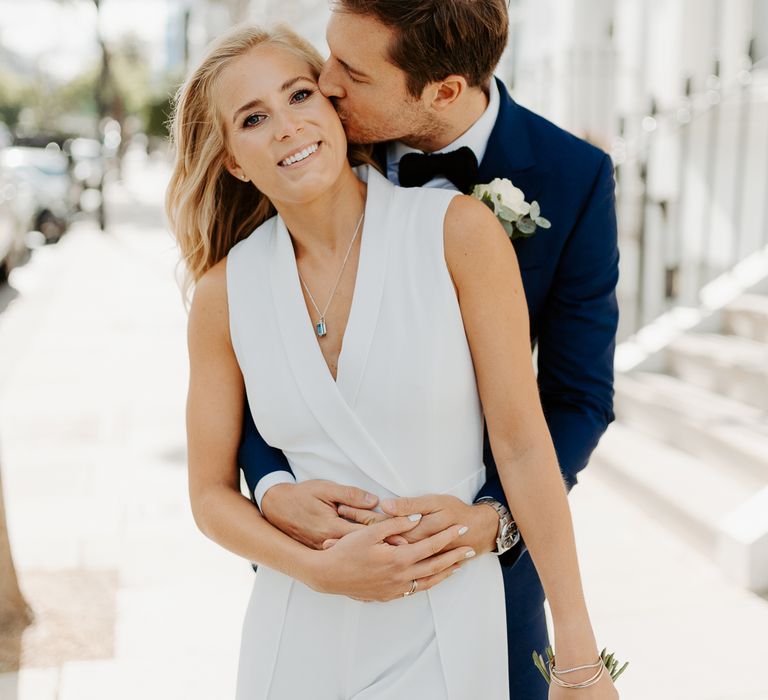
[724,293,768,342]
[615,372,768,481]
[666,332,768,410]
[592,423,768,590]
[592,423,761,552]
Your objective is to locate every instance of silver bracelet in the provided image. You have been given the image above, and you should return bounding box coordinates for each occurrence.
[551,657,603,675]
[550,663,605,689]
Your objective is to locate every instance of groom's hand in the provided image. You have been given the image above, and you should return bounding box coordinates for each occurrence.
[340,495,499,556]
[261,479,379,550]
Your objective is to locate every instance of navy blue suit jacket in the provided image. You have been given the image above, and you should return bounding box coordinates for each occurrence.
[236,81,618,692]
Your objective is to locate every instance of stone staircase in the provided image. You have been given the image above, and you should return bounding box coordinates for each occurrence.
[592,289,768,593]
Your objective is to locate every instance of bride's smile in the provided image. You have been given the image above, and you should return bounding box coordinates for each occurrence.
[278,141,322,167]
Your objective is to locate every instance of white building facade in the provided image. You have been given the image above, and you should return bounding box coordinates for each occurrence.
[509,0,768,337]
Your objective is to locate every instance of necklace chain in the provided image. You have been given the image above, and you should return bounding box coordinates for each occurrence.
[297,210,365,337]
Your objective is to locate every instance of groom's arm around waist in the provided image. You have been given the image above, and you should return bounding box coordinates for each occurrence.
[238,396,296,509]
[475,152,619,568]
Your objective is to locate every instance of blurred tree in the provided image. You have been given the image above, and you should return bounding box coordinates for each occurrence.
[111,35,151,118]
[145,93,174,141]
[91,0,121,124]
[54,67,100,120]
[55,0,124,155]
[0,68,35,130]
[0,456,33,636]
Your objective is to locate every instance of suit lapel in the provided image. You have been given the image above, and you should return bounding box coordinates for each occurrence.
[479,79,552,264]
[478,78,550,205]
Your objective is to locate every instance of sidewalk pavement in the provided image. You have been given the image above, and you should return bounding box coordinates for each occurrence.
[0,149,766,699]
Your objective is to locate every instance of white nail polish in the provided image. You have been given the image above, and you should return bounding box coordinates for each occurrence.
[458,525,469,536]
[408,513,422,522]
[465,550,476,559]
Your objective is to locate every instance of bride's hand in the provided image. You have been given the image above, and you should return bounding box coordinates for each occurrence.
[308,516,475,602]
[338,494,499,555]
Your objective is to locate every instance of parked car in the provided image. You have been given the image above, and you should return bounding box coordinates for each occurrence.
[0,165,28,282]
[0,145,76,243]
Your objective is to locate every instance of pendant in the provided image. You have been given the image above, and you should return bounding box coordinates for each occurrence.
[315,318,327,337]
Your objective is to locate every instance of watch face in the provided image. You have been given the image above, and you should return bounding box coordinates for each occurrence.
[500,522,520,549]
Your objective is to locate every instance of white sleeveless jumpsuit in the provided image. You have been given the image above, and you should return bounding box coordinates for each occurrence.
[226,165,508,699]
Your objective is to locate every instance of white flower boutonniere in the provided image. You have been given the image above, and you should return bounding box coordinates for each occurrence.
[471,178,551,240]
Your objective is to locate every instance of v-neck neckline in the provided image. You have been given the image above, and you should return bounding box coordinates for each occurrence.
[271,165,387,402]
[266,164,409,495]
[304,205,368,386]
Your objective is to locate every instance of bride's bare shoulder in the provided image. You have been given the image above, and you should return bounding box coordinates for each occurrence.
[443,195,516,271]
[188,257,230,339]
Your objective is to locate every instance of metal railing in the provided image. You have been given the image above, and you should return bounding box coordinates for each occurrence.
[613,51,768,341]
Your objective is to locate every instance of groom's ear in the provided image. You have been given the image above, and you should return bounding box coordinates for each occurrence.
[428,75,469,112]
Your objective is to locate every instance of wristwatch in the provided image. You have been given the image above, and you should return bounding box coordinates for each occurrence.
[474,497,520,555]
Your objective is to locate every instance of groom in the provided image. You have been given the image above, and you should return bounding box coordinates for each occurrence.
[238,1,618,697]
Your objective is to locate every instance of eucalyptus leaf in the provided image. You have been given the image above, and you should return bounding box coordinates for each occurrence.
[545,646,556,666]
[532,652,550,683]
[500,219,517,239]
[516,218,537,235]
[529,201,540,219]
[535,217,552,229]
[498,204,520,222]
[613,661,629,681]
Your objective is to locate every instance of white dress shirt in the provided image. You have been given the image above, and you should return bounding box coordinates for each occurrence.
[252,78,501,511]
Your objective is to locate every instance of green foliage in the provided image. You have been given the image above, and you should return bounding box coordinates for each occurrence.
[110,36,151,116]
[144,93,174,138]
[55,67,100,116]
[0,68,35,129]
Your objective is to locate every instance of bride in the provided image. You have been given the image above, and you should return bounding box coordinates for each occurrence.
[166,23,617,700]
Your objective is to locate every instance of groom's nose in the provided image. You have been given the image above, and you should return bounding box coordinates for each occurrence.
[319,59,346,100]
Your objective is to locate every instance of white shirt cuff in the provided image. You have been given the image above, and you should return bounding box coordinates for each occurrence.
[253,471,297,511]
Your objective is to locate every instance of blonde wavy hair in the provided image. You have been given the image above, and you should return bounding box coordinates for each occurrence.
[165,23,375,308]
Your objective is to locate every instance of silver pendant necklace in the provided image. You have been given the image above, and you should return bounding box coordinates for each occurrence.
[297,210,365,338]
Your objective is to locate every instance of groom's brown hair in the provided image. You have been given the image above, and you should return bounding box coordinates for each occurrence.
[332,0,509,98]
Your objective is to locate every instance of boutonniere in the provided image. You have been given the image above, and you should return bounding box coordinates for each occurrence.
[471,178,551,240]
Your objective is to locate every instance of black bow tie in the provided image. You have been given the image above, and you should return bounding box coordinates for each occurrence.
[397,146,479,194]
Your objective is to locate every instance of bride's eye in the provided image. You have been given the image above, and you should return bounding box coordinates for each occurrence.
[242,113,265,128]
[291,88,314,103]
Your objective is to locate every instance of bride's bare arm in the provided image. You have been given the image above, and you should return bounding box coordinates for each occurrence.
[185,258,472,601]
[444,196,616,695]
[186,259,318,579]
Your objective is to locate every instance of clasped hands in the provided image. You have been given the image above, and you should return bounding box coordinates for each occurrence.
[260,479,499,602]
